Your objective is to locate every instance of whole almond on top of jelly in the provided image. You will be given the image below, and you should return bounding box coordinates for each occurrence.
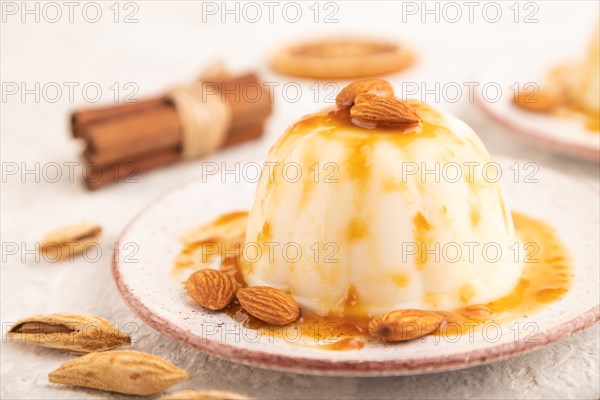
[185,269,237,310]
[351,94,421,129]
[336,79,394,107]
[237,286,300,326]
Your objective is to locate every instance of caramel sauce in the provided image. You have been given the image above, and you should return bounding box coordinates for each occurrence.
[174,203,571,349]
[585,112,600,131]
[224,301,267,330]
[555,103,600,133]
[432,211,572,336]
[458,284,476,304]
[412,211,432,269]
[314,338,365,351]
[391,273,410,288]
[174,211,571,348]
[489,212,571,312]
[257,221,272,241]
[224,302,368,351]
[347,218,369,240]
[284,104,445,178]
[210,211,248,225]
[172,211,248,279]
[221,256,247,287]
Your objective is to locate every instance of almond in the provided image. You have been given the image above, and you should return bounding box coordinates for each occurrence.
[351,94,421,129]
[158,390,251,400]
[48,350,188,395]
[40,222,102,261]
[513,88,559,112]
[237,286,300,326]
[186,269,237,310]
[460,304,491,321]
[336,79,394,107]
[368,309,444,342]
[7,313,130,354]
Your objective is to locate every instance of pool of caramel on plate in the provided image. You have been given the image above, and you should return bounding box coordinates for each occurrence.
[174,210,571,351]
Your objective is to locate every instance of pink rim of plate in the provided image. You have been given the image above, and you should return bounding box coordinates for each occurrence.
[476,96,600,162]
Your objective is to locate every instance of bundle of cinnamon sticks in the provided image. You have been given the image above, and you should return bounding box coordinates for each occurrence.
[72,71,272,189]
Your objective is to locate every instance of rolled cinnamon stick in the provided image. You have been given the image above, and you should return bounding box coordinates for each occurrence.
[72,98,166,138]
[84,147,180,190]
[84,122,265,190]
[81,102,181,166]
[72,71,273,189]
[75,74,271,166]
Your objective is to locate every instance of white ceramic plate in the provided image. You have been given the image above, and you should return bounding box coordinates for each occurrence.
[113,157,599,376]
[477,63,600,162]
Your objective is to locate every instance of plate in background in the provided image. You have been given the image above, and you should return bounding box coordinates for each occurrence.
[477,64,600,162]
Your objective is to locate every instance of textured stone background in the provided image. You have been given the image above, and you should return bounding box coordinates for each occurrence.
[1,1,599,399]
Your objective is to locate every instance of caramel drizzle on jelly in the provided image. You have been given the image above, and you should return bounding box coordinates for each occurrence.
[174,210,571,351]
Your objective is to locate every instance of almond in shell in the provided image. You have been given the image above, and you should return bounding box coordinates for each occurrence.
[8,313,130,354]
[40,222,102,261]
[158,390,251,400]
[48,350,189,395]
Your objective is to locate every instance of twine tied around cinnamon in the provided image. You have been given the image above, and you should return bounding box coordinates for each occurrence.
[167,64,232,160]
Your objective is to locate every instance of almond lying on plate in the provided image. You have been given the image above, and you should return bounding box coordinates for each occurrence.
[368,309,445,342]
[185,269,238,310]
[237,286,300,326]
[513,88,561,112]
